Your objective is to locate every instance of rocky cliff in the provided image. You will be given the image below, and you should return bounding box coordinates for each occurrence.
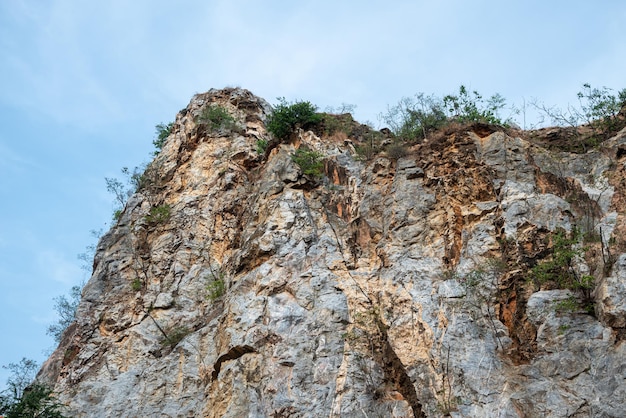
[39,88,626,417]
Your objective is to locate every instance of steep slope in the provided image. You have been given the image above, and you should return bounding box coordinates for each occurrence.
[40,88,626,417]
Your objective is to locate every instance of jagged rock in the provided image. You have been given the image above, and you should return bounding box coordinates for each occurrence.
[38,88,626,417]
[597,253,626,328]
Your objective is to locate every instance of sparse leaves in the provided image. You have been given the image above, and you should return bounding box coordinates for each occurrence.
[153,122,173,155]
[381,86,509,142]
[47,285,81,343]
[443,86,508,125]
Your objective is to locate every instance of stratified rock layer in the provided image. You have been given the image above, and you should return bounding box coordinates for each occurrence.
[40,88,626,417]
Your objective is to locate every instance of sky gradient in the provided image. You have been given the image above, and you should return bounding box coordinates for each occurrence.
[1,0,625,387]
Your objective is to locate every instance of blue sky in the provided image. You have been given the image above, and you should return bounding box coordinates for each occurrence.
[1,0,625,388]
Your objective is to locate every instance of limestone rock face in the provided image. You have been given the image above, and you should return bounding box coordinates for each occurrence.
[39,89,626,417]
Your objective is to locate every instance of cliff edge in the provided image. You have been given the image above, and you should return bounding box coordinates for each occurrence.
[39,88,626,417]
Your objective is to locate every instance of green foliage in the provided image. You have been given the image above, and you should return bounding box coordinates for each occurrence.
[256,139,268,154]
[161,326,190,348]
[530,229,582,289]
[0,383,67,418]
[558,324,571,334]
[105,175,131,209]
[554,295,580,313]
[144,204,171,225]
[554,295,594,315]
[0,359,67,418]
[530,229,596,313]
[291,148,324,178]
[131,278,142,291]
[197,104,237,132]
[381,87,509,142]
[443,85,508,125]
[354,143,376,161]
[266,98,322,140]
[577,83,626,134]
[381,93,448,141]
[106,165,157,220]
[205,273,226,301]
[153,122,173,155]
[533,83,626,143]
[47,285,81,343]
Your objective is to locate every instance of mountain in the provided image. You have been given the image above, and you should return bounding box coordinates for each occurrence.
[38,88,626,417]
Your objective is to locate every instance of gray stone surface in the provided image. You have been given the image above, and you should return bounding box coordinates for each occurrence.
[38,89,626,417]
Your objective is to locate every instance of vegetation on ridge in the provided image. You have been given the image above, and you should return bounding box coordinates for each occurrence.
[266,98,322,140]
[22,84,626,414]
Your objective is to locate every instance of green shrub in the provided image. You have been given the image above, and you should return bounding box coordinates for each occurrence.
[355,131,384,161]
[266,98,322,140]
[381,93,448,141]
[530,229,580,288]
[145,204,171,225]
[256,139,268,154]
[206,273,226,301]
[443,85,507,125]
[291,148,324,178]
[381,87,508,142]
[0,358,68,417]
[530,229,596,312]
[533,83,626,143]
[0,382,67,418]
[554,295,579,313]
[197,104,237,132]
[553,295,593,314]
[577,83,626,135]
[153,122,173,154]
[131,278,142,291]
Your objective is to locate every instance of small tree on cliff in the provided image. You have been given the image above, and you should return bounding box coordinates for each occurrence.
[47,285,81,343]
[266,98,322,140]
[0,358,67,418]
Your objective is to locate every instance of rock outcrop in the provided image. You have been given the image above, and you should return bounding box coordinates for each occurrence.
[39,88,626,417]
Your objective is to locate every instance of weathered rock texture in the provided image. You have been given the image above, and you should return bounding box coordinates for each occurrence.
[40,88,626,417]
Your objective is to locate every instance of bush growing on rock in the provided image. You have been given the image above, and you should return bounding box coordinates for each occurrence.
[529,228,596,312]
[291,148,324,178]
[381,86,509,142]
[197,104,238,132]
[145,204,171,225]
[443,85,508,125]
[266,98,322,140]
